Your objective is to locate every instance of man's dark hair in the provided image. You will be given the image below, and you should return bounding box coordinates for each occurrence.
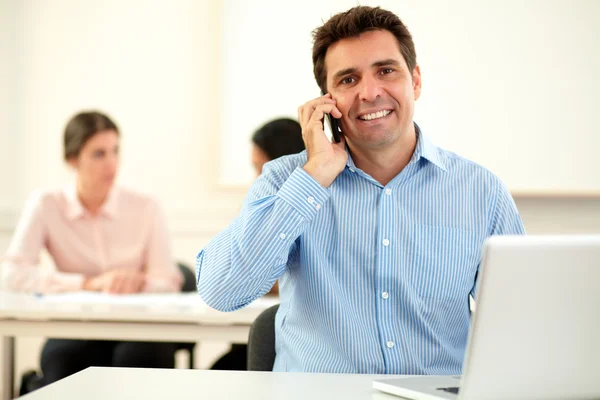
[312,6,417,93]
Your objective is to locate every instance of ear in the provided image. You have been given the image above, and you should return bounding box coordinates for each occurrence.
[67,157,78,170]
[412,65,422,100]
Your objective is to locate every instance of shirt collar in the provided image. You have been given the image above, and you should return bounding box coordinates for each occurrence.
[345,123,447,172]
[64,185,119,220]
[412,124,447,172]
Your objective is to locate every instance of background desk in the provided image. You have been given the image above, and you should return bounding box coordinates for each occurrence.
[18,367,401,400]
[0,292,277,400]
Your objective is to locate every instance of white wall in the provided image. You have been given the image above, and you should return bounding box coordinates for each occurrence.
[220,0,600,194]
[0,0,18,213]
[1,0,600,397]
[0,1,242,396]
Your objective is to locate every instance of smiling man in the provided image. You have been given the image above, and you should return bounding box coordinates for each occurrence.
[196,6,525,374]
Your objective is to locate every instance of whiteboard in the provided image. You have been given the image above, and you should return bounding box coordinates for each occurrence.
[220,0,600,195]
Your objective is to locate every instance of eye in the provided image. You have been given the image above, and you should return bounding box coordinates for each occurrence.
[340,76,356,85]
[93,150,105,159]
[380,68,394,75]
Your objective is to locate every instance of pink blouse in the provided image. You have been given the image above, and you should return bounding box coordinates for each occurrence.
[1,186,183,294]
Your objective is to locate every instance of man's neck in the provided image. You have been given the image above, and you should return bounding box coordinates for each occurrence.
[348,126,418,186]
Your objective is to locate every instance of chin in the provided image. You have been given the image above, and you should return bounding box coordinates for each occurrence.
[353,129,394,145]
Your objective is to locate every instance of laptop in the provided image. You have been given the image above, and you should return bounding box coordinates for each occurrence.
[373,235,600,400]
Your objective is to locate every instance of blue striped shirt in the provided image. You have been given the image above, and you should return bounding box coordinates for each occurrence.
[196,129,525,374]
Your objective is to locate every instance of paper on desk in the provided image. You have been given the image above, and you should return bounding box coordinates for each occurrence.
[40,292,279,309]
[40,291,205,308]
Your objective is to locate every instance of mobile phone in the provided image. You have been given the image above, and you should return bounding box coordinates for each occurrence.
[324,114,342,143]
[321,92,342,143]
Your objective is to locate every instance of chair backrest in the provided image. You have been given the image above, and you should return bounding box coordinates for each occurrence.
[247,304,279,371]
[178,262,197,293]
[176,262,197,361]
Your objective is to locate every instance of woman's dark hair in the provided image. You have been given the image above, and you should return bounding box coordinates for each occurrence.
[251,118,305,160]
[64,111,119,160]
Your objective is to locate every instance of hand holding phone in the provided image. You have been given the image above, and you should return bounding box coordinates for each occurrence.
[298,93,347,188]
[321,91,342,143]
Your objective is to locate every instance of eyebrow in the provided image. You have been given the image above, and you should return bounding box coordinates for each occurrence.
[332,67,357,83]
[331,59,402,83]
[372,59,401,68]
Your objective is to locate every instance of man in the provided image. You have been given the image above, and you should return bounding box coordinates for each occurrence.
[196,6,525,374]
[211,117,304,371]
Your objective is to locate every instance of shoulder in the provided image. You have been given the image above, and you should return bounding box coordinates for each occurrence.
[114,187,161,210]
[24,188,64,212]
[260,151,308,185]
[438,147,505,190]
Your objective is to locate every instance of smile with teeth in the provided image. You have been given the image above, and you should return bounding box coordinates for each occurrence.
[358,110,392,121]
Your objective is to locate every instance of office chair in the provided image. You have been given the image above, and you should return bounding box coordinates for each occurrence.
[247,304,280,371]
[176,262,197,368]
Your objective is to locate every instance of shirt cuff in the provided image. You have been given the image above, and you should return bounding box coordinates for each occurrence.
[277,167,330,220]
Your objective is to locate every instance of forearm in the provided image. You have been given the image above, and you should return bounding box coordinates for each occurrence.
[197,167,329,311]
[1,261,84,294]
[197,198,305,311]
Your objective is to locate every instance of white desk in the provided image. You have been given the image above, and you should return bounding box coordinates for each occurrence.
[0,292,278,400]
[17,367,401,400]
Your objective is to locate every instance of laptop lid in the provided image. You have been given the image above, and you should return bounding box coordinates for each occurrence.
[459,235,600,400]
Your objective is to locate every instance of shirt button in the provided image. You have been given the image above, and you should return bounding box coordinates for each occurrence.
[279,233,286,240]
[385,188,392,195]
[382,292,389,299]
[387,341,395,349]
[315,204,321,211]
[349,168,355,173]
[382,239,390,246]
[307,196,314,204]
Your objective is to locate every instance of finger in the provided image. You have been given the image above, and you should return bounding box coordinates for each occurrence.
[329,105,342,119]
[104,276,116,293]
[308,103,339,126]
[303,104,342,145]
[123,271,141,294]
[106,276,117,293]
[134,274,146,293]
[299,96,337,128]
[120,276,134,294]
[110,274,125,294]
[130,273,144,293]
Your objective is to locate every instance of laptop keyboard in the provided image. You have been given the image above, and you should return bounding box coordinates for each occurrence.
[437,387,460,395]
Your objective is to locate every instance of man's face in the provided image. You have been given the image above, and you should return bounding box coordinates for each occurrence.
[324,29,421,150]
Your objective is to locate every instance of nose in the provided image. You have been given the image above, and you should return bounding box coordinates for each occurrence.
[106,152,119,175]
[358,74,382,103]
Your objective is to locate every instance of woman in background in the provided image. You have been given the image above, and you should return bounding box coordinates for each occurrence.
[250,118,306,176]
[2,111,183,386]
[211,117,305,371]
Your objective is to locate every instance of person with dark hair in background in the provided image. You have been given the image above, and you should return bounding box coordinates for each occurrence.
[251,118,305,176]
[210,117,304,371]
[197,6,524,374]
[1,111,183,389]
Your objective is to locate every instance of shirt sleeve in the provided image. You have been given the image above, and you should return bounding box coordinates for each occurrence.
[142,198,183,293]
[470,180,526,299]
[196,162,330,312]
[1,191,85,293]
